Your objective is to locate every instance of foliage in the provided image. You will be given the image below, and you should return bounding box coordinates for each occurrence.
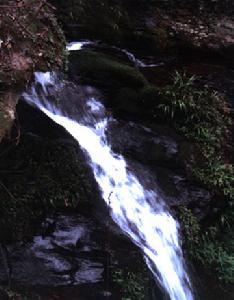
[198,232,234,283]
[158,72,233,202]
[194,163,234,201]
[178,207,200,251]
[158,72,231,130]
[160,72,234,283]
[112,268,148,300]
[158,72,198,119]
[178,206,234,283]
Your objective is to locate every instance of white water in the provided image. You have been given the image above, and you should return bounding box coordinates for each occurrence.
[66,41,94,51]
[23,72,193,300]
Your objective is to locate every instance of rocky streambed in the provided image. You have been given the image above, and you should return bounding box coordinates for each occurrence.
[0,1,234,299]
[0,39,233,299]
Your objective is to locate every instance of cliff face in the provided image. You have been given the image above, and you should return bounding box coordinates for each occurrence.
[0,0,66,141]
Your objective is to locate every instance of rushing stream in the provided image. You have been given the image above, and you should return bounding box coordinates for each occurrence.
[22,44,194,300]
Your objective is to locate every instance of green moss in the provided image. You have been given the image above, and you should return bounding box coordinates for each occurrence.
[113,87,141,115]
[112,85,160,118]
[69,50,147,89]
[139,85,160,109]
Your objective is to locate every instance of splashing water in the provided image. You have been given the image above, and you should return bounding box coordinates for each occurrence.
[23,71,194,300]
[66,41,94,51]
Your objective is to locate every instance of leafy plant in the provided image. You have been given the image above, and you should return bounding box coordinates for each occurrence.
[112,268,148,300]
[161,71,234,284]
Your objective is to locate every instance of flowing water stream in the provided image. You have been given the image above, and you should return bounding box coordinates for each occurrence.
[22,50,194,299]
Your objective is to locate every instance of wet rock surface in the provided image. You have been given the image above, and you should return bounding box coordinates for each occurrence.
[107,119,214,218]
[0,214,105,286]
[0,211,156,299]
[22,71,215,221]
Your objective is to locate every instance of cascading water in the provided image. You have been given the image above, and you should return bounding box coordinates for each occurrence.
[23,71,194,300]
[66,41,95,51]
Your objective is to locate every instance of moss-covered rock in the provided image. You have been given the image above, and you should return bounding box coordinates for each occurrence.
[69,50,147,90]
[112,85,160,118]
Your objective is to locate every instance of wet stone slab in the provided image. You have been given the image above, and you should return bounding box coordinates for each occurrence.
[0,214,106,286]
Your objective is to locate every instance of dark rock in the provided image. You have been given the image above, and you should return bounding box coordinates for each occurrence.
[107,121,180,169]
[54,0,234,65]
[107,120,214,218]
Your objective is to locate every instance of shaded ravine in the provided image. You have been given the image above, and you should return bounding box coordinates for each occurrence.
[23,71,194,300]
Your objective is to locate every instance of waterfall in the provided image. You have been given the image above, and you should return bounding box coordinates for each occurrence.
[23,72,194,300]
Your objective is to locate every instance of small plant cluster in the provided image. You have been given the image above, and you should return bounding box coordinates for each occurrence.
[159,72,234,283]
[178,207,234,283]
[112,268,148,300]
[158,72,233,202]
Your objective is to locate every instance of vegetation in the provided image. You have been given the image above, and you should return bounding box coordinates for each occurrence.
[179,206,234,283]
[112,267,149,300]
[157,72,233,201]
[157,72,234,283]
